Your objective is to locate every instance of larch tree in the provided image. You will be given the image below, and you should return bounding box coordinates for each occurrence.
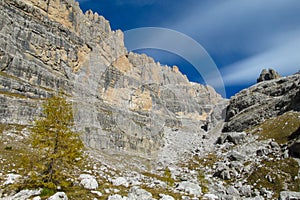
[27,95,83,189]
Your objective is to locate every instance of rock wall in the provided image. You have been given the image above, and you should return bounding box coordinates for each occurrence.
[223,73,300,132]
[0,0,226,158]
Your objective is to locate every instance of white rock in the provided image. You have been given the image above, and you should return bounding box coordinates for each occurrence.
[79,174,99,190]
[176,181,202,197]
[112,177,129,187]
[108,194,127,200]
[3,174,21,185]
[33,196,42,200]
[159,194,175,200]
[279,191,300,200]
[1,189,41,200]
[127,186,153,200]
[203,193,218,200]
[47,192,68,200]
[91,190,103,197]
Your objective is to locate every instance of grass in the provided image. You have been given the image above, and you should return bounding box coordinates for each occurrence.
[248,111,300,144]
[142,168,175,187]
[247,157,300,199]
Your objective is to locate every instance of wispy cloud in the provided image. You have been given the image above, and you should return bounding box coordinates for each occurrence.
[161,0,300,87]
[220,32,300,86]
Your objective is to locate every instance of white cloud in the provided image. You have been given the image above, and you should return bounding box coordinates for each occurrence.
[220,35,300,86]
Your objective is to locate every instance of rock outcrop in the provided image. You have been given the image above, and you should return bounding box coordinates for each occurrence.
[223,73,300,132]
[257,68,281,83]
[0,0,226,160]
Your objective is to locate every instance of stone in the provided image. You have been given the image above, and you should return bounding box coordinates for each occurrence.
[159,194,175,200]
[33,197,42,200]
[0,0,226,162]
[226,186,239,196]
[176,181,202,197]
[3,174,21,185]
[108,194,127,200]
[127,186,153,200]
[1,189,41,200]
[112,177,129,187]
[227,151,245,161]
[279,191,300,200]
[47,192,68,200]
[79,174,99,190]
[216,132,246,145]
[203,194,218,200]
[91,191,103,197]
[223,73,300,132]
[257,68,281,83]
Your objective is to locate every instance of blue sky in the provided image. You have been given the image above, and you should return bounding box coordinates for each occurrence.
[78,0,300,97]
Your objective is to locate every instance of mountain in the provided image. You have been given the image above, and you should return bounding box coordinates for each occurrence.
[0,0,226,160]
[0,0,300,199]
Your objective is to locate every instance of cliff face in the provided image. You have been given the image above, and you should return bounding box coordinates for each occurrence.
[223,73,300,132]
[0,0,226,158]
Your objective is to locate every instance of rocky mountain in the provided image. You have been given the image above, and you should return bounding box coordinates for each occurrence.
[0,0,300,199]
[0,0,225,160]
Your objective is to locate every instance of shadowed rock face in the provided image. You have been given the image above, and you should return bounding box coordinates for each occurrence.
[223,73,300,132]
[0,0,226,158]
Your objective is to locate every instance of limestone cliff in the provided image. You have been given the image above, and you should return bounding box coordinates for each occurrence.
[0,0,226,159]
[223,72,300,132]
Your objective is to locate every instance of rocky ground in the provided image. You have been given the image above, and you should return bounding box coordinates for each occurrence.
[1,109,300,199]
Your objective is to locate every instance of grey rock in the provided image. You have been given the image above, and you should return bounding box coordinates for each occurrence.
[108,194,127,200]
[216,132,246,145]
[127,187,153,200]
[279,191,300,200]
[47,192,68,200]
[257,68,281,83]
[203,194,218,200]
[226,186,239,196]
[1,189,41,200]
[79,174,98,190]
[223,73,300,132]
[3,174,21,185]
[0,0,226,161]
[112,177,129,187]
[159,194,175,200]
[176,181,202,196]
[227,151,245,161]
[239,185,252,197]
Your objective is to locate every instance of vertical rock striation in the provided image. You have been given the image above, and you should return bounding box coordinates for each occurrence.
[0,0,226,158]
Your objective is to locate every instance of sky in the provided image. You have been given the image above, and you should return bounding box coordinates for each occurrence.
[78,0,300,97]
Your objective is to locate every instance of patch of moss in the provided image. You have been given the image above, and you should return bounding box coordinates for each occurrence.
[248,111,300,144]
[247,157,300,199]
[140,185,182,199]
[142,168,176,187]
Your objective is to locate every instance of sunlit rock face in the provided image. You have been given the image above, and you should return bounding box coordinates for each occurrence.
[0,0,226,158]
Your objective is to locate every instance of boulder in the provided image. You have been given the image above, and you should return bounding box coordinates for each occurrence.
[1,189,41,200]
[159,194,175,200]
[176,181,202,196]
[279,191,300,200]
[112,177,129,187]
[47,192,68,200]
[79,174,99,190]
[257,68,281,83]
[216,132,246,145]
[3,174,21,185]
[127,187,153,200]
